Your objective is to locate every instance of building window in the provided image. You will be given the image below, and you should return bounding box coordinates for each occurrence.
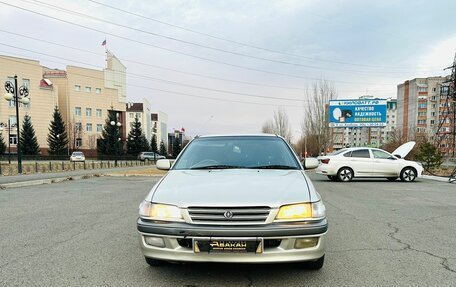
[86,123,92,132]
[85,86,91,93]
[96,109,102,117]
[86,108,92,117]
[95,88,101,94]
[97,124,103,133]
[8,99,15,108]
[75,107,81,116]
[417,120,426,125]
[9,115,17,126]
[136,113,141,118]
[9,134,18,145]
[129,113,134,119]
[430,120,435,125]
[418,103,427,109]
[75,122,82,132]
[75,138,82,147]
[75,85,81,91]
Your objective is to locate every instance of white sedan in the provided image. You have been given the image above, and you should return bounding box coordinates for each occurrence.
[316,142,423,182]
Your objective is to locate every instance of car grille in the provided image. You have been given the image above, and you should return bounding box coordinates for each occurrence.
[187,206,270,225]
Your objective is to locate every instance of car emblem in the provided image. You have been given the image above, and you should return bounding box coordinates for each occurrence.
[224,210,234,219]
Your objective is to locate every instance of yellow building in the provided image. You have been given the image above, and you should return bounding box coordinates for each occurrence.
[1,51,127,156]
[0,55,57,154]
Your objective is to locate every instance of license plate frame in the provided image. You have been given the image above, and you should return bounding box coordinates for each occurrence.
[193,237,263,254]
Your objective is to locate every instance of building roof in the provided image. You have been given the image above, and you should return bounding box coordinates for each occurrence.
[126,102,143,112]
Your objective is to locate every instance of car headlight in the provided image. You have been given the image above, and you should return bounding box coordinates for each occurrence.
[275,201,325,221]
[139,201,183,221]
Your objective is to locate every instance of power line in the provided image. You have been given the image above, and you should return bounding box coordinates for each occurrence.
[87,0,440,71]
[0,29,394,94]
[0,42,310,103]
[0,53,305,108]
[24,0,437,75]
[0,1,404,85]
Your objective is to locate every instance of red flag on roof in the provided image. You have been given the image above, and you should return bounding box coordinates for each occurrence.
[181,127,185,133]
[101,39,106,46]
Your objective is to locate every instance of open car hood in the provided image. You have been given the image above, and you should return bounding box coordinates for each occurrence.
[392,141,416,158]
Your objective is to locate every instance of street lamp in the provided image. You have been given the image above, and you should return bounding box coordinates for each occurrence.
[4,75,30,174]
[110,120,121,167]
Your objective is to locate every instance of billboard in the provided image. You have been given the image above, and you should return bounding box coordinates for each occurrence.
[329,99,387,127]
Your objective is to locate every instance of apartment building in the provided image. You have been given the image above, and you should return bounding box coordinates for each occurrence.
[397,76,455,154]
[0,55,57,154]
[126,99,151,142]
[151,111,168,150]
[331,98,397,150]
[44,51,127,155]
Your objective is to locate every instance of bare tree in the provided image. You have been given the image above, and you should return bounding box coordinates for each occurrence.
[301,80,337,154]
[261,107,292,142]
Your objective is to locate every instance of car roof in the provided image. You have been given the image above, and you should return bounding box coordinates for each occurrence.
[197,134,279,139]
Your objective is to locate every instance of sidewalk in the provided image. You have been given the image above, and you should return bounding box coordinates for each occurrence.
[0,165,155,186]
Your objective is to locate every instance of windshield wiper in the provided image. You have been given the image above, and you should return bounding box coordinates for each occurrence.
[249,165,299,170]
[190,165,244,170]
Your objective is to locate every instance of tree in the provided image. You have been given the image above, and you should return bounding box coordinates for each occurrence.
[126,117,149,155]
[47,106,68,155]
[20,115,40,155]
[150,134,158,153]
[159,140,167,156]
[0,134,6,155]
[302,80,337,154]
[172,137,182,158]
[98,111,123,156]
[261,107,292,142]
[415,141,444,171]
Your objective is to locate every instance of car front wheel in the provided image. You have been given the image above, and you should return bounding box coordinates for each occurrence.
[400,167,417,182]
[337,167,353,182]
[305,255,325,270]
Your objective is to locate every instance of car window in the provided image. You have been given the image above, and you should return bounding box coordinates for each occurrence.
[173,136,300,170]
[350,149,370,158]
[372,150,392,159]
[329,149,347,156]
[343,151,351,157]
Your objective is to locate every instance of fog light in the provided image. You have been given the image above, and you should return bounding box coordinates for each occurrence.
[144,236,165,248]
[294,238,319,249]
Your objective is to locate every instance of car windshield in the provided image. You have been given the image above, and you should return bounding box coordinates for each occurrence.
[72,152,83,156]
[173,136,300,170]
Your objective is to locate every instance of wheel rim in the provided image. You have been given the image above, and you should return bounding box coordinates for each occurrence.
[403,169,416,181]
[340,169,352,181]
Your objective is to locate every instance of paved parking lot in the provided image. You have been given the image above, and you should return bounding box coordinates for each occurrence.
[1,173,455,286]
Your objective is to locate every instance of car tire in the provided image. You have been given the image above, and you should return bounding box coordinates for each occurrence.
[305,255,325,270]
[145,257,165,267]
[387,177,398,181]
[400,167,417,182]
[327,175,338,181]
[337,167,353,182]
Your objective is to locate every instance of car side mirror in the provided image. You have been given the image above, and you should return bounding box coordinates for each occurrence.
[156,159,171,170]
[303,157,319,170]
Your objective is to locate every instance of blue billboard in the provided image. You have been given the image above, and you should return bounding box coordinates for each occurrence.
[329,99,387,127]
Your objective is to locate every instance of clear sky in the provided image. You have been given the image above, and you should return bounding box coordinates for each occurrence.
[1,0,455,140]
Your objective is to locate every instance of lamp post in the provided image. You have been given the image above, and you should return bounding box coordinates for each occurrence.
[4,75,30,174]
[110,120,121,167]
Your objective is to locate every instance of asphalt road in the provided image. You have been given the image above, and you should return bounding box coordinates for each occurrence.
[1,173,455,286]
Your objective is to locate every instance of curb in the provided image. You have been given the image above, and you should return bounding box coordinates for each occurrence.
[421,175,451,183]
[105,173,164,178]
[0,174,103,189]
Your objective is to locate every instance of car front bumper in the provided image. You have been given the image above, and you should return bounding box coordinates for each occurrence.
[137,219,327,263]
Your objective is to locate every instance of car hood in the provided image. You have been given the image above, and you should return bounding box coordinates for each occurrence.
[149,169,312,208]
[392,141,416,158]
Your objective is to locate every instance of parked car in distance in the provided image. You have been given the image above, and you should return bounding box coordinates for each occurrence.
[138,134,327,269]
[138,152,166,161]
[316,141,423,182]
[70,151,85,162]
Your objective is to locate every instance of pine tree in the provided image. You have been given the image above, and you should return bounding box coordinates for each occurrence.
[150,134,158,153]
[98,110,123,155]
[0,134,6,155]
[20,115,40,155]
[47,106,68,155]
[172,136,182,158]
[126,117,149,155]
[159,140,167,156]
[415,141,444,171]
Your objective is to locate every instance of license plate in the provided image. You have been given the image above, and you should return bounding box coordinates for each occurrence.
[193,238,263,254]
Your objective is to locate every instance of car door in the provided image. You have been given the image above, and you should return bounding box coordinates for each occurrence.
[371,149,400,176]
[348,149,372,176]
